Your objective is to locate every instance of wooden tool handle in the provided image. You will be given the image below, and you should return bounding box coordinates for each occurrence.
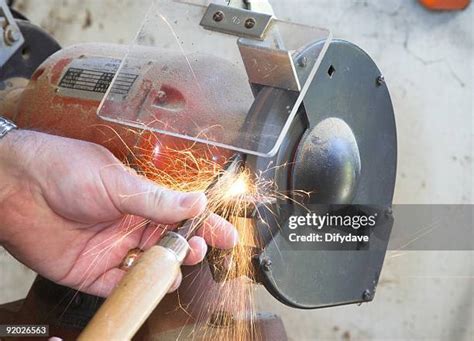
[78,233,189,341]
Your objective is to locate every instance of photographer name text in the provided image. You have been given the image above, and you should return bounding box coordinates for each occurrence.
[287,213,378,244]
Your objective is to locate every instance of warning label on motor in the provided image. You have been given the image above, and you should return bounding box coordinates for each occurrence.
[57,57,138,101]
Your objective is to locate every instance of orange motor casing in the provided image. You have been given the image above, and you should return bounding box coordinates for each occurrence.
[9,43,231,175]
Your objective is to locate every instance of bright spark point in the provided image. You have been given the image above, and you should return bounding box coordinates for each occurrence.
[227,177,248,197]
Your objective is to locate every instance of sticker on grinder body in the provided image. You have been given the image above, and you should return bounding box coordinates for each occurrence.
[57,57,138,101]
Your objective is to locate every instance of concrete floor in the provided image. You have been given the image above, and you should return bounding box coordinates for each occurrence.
[1,0,473,340]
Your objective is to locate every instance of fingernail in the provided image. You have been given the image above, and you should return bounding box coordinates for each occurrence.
[195,237,208,258]
[180,192,206,209]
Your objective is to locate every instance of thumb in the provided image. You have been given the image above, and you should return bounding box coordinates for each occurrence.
[101,165,207,224]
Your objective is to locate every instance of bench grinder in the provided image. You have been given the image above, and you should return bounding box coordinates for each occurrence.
[0,0,397,339]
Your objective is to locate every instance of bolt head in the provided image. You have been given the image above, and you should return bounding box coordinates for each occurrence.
[362,289,372,301]
[244,18,256,29]
[298,56,308,68]
[155,90,167,103]
[261,257,272,271]
[4,25,21,45]
[376,75,385,86]
[213,11,224,22]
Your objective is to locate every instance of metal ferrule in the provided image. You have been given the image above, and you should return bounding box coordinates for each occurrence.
[158,231,190,264]
[0,117,17,139]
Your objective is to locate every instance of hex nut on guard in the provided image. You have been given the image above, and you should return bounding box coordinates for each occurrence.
[377,75,385,86]
[262,257,272,271]
[298,56,308,68]
[362,289,373,301]
[4,25,21,45]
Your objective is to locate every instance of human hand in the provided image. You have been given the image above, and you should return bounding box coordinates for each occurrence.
[0,130,238,297]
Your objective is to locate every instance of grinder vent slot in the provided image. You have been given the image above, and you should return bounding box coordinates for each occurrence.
[328,64,336,78]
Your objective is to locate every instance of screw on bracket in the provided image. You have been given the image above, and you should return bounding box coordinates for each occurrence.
[213,11,225,22]
[244,17,256,29]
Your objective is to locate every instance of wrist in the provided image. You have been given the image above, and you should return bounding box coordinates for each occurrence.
[0,129,34,244]
[0,128,24,175]
[0,129,35,217]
